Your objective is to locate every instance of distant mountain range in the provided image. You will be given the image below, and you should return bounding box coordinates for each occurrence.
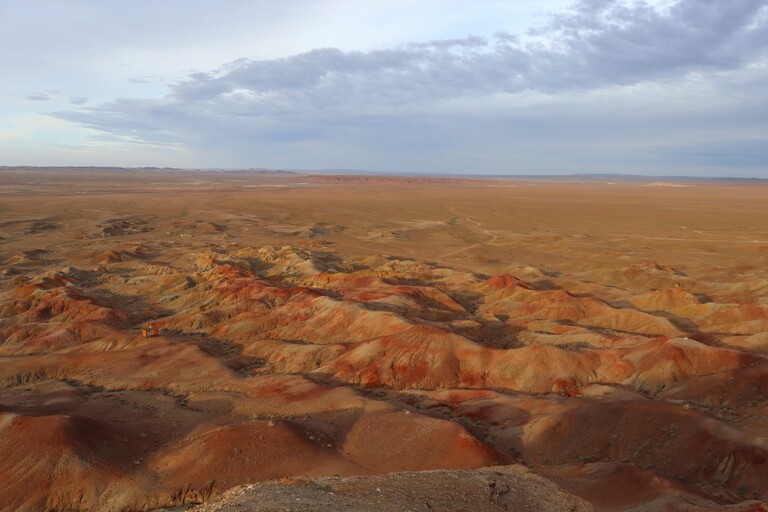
[1,165,765,181]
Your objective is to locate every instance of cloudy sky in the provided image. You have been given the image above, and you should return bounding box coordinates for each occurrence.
[1,0,767,176]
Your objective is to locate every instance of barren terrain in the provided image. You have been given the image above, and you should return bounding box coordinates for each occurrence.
[1,168,767,511]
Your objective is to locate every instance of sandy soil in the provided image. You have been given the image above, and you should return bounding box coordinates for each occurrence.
[1,168,767,511]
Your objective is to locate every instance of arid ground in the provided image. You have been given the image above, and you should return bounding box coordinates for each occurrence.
[1,168,768,511]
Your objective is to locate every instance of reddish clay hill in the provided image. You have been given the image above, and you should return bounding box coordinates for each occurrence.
[2,241,767,511]
[2,172,768,511]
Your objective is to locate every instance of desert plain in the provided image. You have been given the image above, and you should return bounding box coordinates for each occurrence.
[1,168,768,511]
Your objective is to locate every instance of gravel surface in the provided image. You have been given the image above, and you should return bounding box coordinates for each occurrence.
[190,464,594,512]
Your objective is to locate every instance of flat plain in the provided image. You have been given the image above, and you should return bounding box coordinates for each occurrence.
[1,168,768,511]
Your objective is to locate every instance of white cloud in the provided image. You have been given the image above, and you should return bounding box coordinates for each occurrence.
[3,0,767,175]
[25,93,50,101]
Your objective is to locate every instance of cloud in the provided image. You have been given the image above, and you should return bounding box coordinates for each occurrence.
[69,96,88,105]
[26,93,50,101]
[532,0,768,85]
[51,0,768,174]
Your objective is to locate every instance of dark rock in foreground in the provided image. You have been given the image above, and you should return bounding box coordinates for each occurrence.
[190,465,594,512]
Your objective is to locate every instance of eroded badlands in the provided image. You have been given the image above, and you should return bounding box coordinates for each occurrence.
[1,169,767,511]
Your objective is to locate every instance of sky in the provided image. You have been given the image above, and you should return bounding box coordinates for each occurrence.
[1,0,767,176]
